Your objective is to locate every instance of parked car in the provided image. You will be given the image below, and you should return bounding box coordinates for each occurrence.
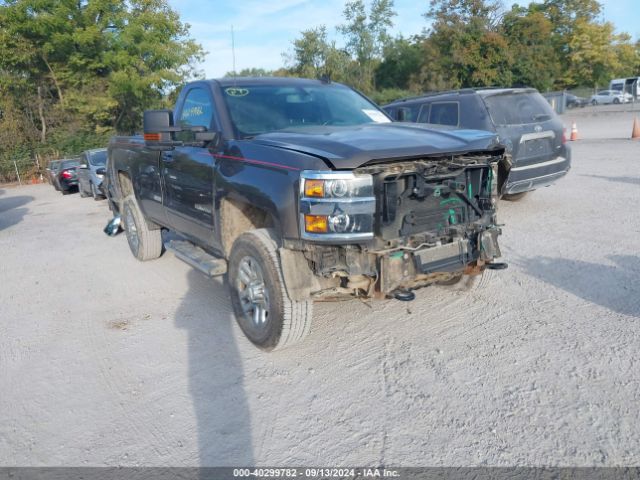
[77,148,107,200]
[566,93,589,108]
[54,158,81,194]
[46,160,62,189]
[590,90,630,105]
[106,77,507,351]
[383,88,571,201]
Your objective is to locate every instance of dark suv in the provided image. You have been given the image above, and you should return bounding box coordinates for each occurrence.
[384,88,571,200]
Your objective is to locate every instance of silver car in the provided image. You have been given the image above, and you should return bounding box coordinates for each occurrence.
[77,148,107,200]
[590,90,630,105]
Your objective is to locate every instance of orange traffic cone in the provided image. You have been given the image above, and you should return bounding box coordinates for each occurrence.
[570,122,579,141]
[632,117,640,140]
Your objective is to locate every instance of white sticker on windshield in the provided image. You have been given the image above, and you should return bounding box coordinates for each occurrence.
[363,109,391,123]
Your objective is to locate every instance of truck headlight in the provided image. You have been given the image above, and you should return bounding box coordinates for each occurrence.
[299,171,375,242]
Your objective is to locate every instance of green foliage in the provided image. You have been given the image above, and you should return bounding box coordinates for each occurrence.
[564,20,631,87]
[369,88,416,105]
[0,0,203,181]
[375,36,424,90]
[413,0,513,91]
[282,0,638,96]
[224,68,274,77]
[285,1,396,93]
[501,8,560,91]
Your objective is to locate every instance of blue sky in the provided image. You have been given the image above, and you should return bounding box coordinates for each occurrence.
[167,0,640,79]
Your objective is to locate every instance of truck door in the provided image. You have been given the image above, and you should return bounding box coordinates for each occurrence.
[162,86,216,245]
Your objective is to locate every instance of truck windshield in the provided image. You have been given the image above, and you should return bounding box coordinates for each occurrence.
[482,92,555,126]
[221,84,390,138]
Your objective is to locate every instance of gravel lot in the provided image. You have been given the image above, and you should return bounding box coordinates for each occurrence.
[1,107,639,467]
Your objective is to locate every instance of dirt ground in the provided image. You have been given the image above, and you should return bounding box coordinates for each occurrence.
[1,106,639,467]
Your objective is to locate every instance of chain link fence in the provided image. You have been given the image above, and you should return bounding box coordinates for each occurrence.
[542,86,640,115]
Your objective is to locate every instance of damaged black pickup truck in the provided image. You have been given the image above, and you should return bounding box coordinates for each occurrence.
[106,77,507,350]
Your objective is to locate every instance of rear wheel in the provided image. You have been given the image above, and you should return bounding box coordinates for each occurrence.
[591,99,598,105]
[122,195,163,261]
[502,192,529,201]
[229,228,313,351]
[613,98,620,104]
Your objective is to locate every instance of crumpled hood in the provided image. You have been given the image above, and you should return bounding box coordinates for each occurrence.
[252,123,502,169]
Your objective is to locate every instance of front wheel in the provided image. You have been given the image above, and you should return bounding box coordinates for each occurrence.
[591,99,598,105]
[613,98,620,104]
[122,195,163,261]
[229,229,313,351]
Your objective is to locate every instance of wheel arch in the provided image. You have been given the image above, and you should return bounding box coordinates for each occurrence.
[220,196,280,257]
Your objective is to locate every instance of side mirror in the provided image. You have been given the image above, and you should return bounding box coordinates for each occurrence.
[195,131,220,145]
[143,110,182,150]
[96,167,106,175]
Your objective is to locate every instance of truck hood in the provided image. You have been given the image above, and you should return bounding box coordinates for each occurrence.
[252,123,501,169]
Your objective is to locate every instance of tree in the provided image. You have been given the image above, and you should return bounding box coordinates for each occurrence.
[0,0,203,145]
[501,7,559,90]
[224,68,274,77]
[285,25,352,83]
[415,0,513,90]
[337,0,397,92]
[564,20,632,87]
[426,0,503,30]
[375,35,424,90]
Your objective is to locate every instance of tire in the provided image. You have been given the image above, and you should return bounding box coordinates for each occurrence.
[502,192,528,202]
[91,182,101,201]
[437,269,494,291]
[79,182,89,198]
[613,98,620,104]
[122,195,163,261]
[228,228,313,351]
[591,99,598,106]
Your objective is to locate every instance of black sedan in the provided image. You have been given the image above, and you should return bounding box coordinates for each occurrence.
[566,93,588,108]
[54,159,81,194]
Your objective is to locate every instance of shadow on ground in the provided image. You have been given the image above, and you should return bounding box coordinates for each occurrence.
[0,190,33,231]
[175,269,254,467]
[519,255,640,318]
[581,174,640,186]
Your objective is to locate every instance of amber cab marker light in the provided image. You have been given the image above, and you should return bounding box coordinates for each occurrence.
[305,214,328,233]
[144,133,161,141]
[304,179,324,197]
